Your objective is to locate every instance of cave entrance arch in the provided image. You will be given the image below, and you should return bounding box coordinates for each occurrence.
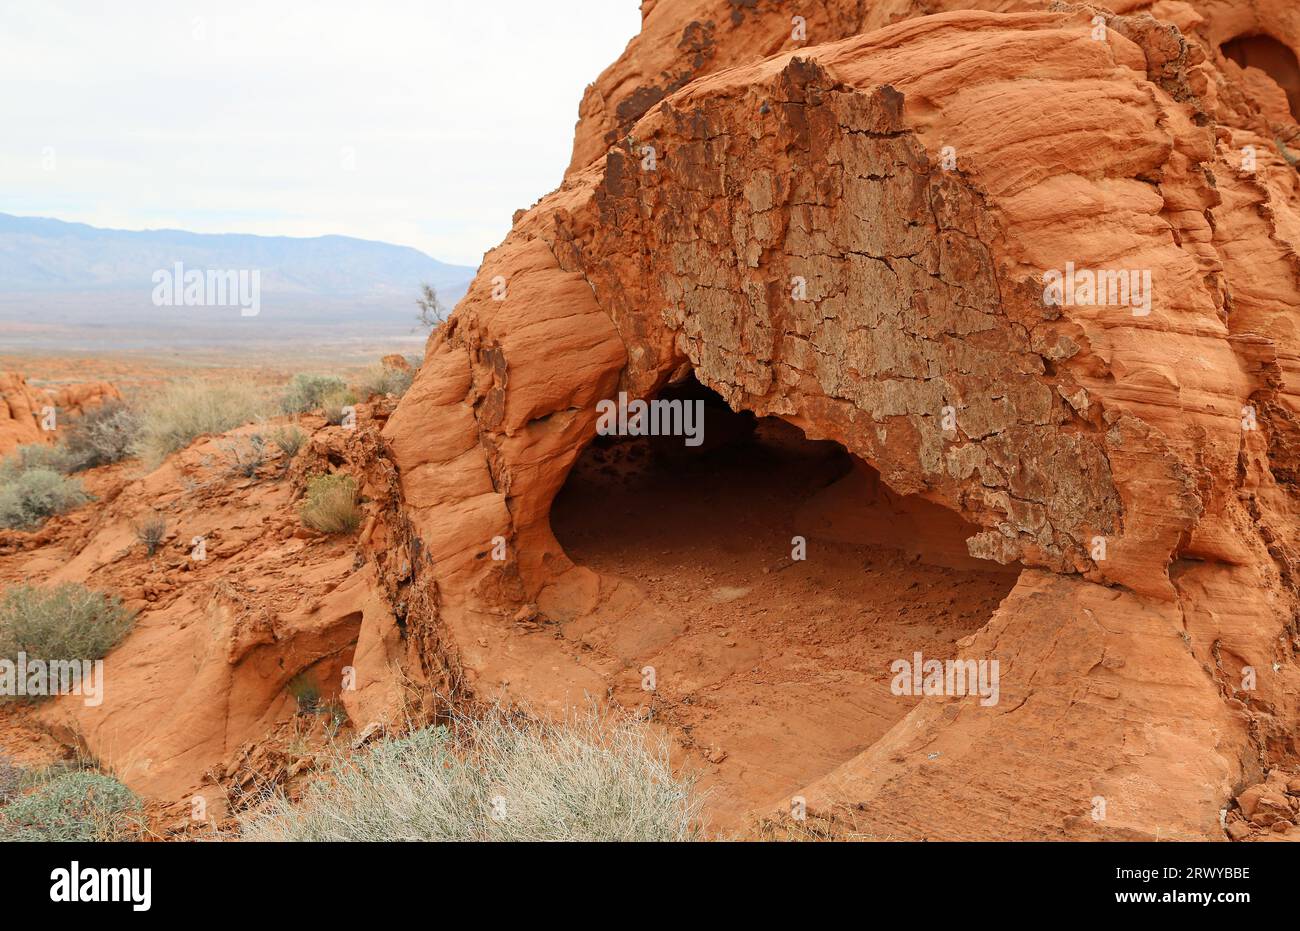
[1222,33,1300,120]
[545,373,1020,824]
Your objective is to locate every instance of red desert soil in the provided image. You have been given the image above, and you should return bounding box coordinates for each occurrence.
[550,415,1018,831]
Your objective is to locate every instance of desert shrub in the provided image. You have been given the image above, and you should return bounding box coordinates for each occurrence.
[60,401,141,471]
[319,387,357,427]
[0,443,77,481]
[242,705,704,842]
[357,365,414,400]
[0,469,89,530]
[133,380,265,467]
[0,582,135,664]
[280,374,348,415]
[220,433,267,478]
[271,424,307,460]
[299,474,361,534]
[416,282,446,330]
[131,510,167,556]
[1,771,139,841]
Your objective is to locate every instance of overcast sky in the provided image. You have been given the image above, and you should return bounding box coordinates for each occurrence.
[0,0,641,267]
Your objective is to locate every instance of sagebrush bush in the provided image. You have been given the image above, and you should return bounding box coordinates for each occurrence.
[133,380,264,467]
[0,468,89,530]
[1,771,139,841]
[240,705,704,842]
[0,443,76,481]
[281,374,348,415]
[357,365,414,400]
[60,401,141,471]
[299,474,361,534]
[0,582,134,664]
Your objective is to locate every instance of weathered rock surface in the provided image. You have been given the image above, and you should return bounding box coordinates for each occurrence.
[380,1,1300,838]
[1,405,405,827]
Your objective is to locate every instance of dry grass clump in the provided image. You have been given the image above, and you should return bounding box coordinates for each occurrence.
[131,510,168,556]
[219,433,268,478]
[133,380,265,467]
[319,387,357,427]
[240,704,704,842]
[271,424,307,460]
[280,374,346,415]
[299,473,361,534]
[357,364,414,400]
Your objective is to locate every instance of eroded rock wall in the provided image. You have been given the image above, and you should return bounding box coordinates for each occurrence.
[382,2,1300,838]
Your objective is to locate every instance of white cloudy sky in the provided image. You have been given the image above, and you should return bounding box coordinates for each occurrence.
[0,0,642,267]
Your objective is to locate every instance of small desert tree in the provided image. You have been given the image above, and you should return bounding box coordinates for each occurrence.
[416,283,446,331]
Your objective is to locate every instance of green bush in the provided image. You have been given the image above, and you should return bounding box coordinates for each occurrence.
[0,469,89,530]
[0,582,135,664]
[281,374,348,415]
[299,474,361,534]
[240,705,704,842]
[133,380,264,467]
[1,771,138,841]
[60,401,141,471]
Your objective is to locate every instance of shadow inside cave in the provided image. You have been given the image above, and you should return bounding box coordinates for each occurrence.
[1222,33,1300,121]
[547,374,1021,823]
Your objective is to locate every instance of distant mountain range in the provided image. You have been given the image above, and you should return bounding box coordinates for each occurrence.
[0,212,478,350]
[0,212,477,298]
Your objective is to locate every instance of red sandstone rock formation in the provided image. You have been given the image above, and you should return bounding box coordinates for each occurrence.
[10,0,1300,842]
[0,372,121,457]
[0,373,48,457]
[378,1,1300,839]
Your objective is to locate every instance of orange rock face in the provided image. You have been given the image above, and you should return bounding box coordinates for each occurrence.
[0,373,48,457]
[380,1,1300,838]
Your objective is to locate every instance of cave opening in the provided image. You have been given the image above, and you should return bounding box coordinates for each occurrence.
[1222,33,1300,121]
[548,373,1020,822]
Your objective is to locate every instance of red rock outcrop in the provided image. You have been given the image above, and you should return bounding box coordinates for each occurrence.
[46,380,121,419]
[0,372,121,457]
[0,373,49,457]
[4,406,406,827]
[378,1,1300,838]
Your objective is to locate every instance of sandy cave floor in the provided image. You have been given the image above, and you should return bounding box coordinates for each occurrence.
[550,416,1020,832]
